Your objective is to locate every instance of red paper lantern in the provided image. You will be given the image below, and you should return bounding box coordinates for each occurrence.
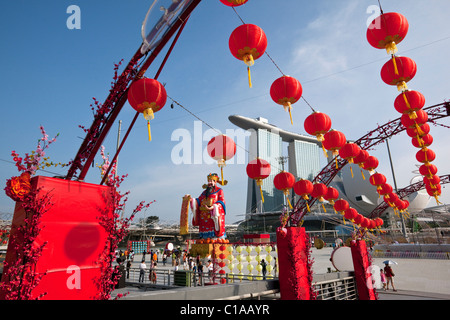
[368,219,378,230]
[366,12,409,54]
[375,217,384,228]
[360,217,370,229]
[380,56,417,91]
[323,130,346,157]
[294,179,314,212]
[406,122,430,138]
[384,192,399,207]
[220,0,249,7]
[412,134,433,149]
[394,90,425,119]
[246,158,271,203]
[127,78,167,141]
[416,148,436,166]
[304,111,332,142]
[344,208,358,222]
[369,173,387,191]
[424,175,441,188]
[207,134,237,183]
[426,183,442,203]
[353,149,370,180]
[401,109,428,130]
[274,171,295,208]
[353,214,364,226]
[334,199,349,215]
[270,76,303,125]
[324,187,339,205]
[311,183,328,202]
[419,163,438,178]
[362,156,379,174]
[339,143,361,178]
[378,183,393,198]
[229,24,268,88]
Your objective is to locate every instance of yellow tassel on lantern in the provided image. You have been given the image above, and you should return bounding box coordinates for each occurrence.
[397,81,408,92]
[243,54,254,88]
[283,102,293,125]
[360,168,366,180]
[256,180,265,203]
[350,166,354,178]
[385,41,398,55]
[392,55,399,75]
[143,108,155,141]
[402,93,418,119]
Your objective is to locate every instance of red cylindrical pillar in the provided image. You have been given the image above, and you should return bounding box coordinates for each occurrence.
[276,227,314,300]
[350,240,377,300]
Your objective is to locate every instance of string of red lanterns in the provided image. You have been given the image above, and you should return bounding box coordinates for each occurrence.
[367,10,442,204]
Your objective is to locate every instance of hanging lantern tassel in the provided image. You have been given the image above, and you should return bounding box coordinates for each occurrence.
[402,93,418,119]
[144,108,155,142]
[386,41,398,55]
[397,81,408,92]
[218,159,226,183]
[243,54,254,88]
[256,179,265,203]
[392,55,399,75]
[284,190,293,209]
[283,102,293,125]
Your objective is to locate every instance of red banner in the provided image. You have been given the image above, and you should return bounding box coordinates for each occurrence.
[350,240,377,300]
[1,176,113,300]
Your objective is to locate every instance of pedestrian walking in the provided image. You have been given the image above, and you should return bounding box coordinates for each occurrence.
[384,263,397,291]
[260,259,267,280]
[126,260,131,279]
[380,269,387,290]
[139,259,147,283]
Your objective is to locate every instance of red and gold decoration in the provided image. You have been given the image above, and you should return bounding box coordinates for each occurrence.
[246,158,271,202]
[274,171,295,209]
[229,24,268,88]
[366,12,409,55]
[293,179,314,212]
[304,111,332,143]
[207,134,237,183]
[339,143,361,178]
[127,78,167,141]
[369,172,387,192]
[270,75,303,125]
[324,186,339,207]
[220,0,249,7]
[367,10,441,204]
[311,183,328,212]
[322,130,346,164]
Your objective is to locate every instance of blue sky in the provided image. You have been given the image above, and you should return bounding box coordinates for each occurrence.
[1,0,450,224]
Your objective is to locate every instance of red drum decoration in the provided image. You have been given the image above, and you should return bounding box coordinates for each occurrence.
[380,56,417,91]
[229,24,268,88]
[207,134,237,183]
[304,111,332,142]
[293,179,314,212]
[246,158,271,203]
[369,173,387,192]
[127,78,167,141]
[270,76,303,125]
[220,0,249,7]
[412,134,433,149]
[394,90,425,119]
[339,143,361,178]
[274,171,296,209]
[419,163,438,178]
[416,148,436,166]
[324,187,339,206]
[366,12,409,54]
[362,156,379,174]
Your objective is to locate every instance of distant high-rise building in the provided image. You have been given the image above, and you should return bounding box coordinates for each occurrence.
[229,115,321,216]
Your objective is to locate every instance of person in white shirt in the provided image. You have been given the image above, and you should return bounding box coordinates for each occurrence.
[139,260,147,282]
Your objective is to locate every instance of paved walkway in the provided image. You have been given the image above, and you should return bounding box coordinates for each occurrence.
[116,247,450,300]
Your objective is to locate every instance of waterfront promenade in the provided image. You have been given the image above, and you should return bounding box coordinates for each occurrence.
[114,246,450,300]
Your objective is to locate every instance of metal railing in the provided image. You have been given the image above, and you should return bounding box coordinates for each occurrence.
[313,276,358,300]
